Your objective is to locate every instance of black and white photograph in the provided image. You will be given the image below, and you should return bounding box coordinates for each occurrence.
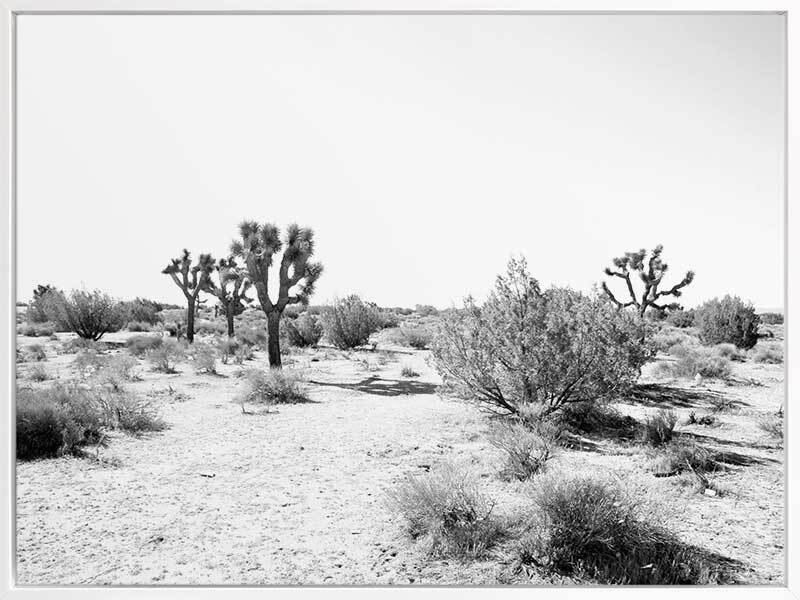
[3,5,793,590]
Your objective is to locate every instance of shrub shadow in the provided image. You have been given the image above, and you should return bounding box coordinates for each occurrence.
[309,376,438,397]
[622,383,727,409]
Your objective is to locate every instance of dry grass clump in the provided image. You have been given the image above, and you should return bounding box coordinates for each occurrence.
[517,473,731,584]
[400,327,433,350]
[238,368,309,405]
[651,327,699,354]
[488,420,561,481]
[752,342,783,364]
[95,392,167,434]
[642,409,678,446]
[386,462,505,559]
[712,343,746,362]
[400,364,420,378]
[60,337,107,355]
[649,440,717,477]
[656,346,732,380]
[18,322,57,338]
[94,355,142,390]
[146,338,185,373]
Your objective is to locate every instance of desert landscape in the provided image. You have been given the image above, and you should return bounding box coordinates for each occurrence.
[14,240,785,586]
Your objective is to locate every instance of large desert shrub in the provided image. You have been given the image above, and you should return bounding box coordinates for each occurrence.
[322,295,382,349]
[120,297,164,325]
[238,368,308,405]
[26,285,64,324]
[519,473,728,584]
[695,295,760,349]
[46,289,126,341]
[431,258,652,418]
[282,313,323,347]
[386,462,505,559]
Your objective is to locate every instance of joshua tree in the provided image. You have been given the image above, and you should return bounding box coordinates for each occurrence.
[162,250,215,343]
[203,257,252,337]
[231,222,323,367]
[601,245,694,318]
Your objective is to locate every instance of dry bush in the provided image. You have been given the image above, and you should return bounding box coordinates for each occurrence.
[488,420,561,480]
[650,440,717,477]
[759,312,783,325]
[16,385,104,460]
[518,473,730,584]
[72,350,106,378]
[386,462,505,559]
[322,295,382,349]
[283,313,324,347]
[190,341,219,374]
[659,347,732,380]
[126,321,152,332]
[95,392,166,434]
[216,336,240,364]
[236,326,267,350]
[651,327,699,354]
[757,412,783,441]
[712,343,746,362]
[752,342,783,364]
[18,322,57,338]
[46,289,126,341]
[401,364,420,378]
[25,344,47,362]
[642,409,678,446]
[27,363,52,382]
[146,338,185,373]
[400,327,433,350]
[125,334,164,357]
[94,355,142,390]
[60,337,107,355]
[238,368,308,405]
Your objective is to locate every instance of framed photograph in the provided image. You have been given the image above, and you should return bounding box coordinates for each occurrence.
[0,1,795,597]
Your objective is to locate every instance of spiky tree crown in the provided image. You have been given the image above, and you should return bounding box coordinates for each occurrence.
[601,244,694,314]
[231,221,323,312]
[202,256,253,312]
[162,249,215,299]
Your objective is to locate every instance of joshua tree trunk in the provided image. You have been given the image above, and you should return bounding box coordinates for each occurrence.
[186,296,196,343]
[267,311,282,368]
[226,303,235,337]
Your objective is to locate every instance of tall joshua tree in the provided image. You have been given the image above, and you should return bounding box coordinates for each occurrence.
[162,249,215,343]
[231,221,323,367]
[601,244,694,317]
[204,257,252,337]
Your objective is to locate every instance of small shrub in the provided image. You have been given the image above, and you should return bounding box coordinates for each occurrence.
[238,368,308,405]
[60,337,107,355]
[126,334,164,357]
[752,342,783,364]
[19,322,57,338]
[191,342,218,374]
[126,321,151,332]
[72,349,106,378]
[520,473,728,584]
[96,392,166,434]
[386,462,504,559]
[25,344,47,362]
[488,421,561,480]
[195,319,227,336]
[686,412,716,426]
[759,312,783,325]
[650,440,717,476]
[696,295,760,349]
[642,409,678,446]
[757,413,783,441]
[283,313,324,347]
[651,328,698,354]
[95,355,141,390]
[401,365,420,378]
[16,385,104,460]
[27,364,52,382]
[236,326,267,350]
[322,295,382,349]
[712,343,746,362]
[217,337,240,364]
[234,345,253,364]
[146,338,185,373]
[401,327,433,350]
[661,347,732,379]
[666,309,695,328]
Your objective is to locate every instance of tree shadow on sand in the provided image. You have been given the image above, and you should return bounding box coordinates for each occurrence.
[621,383,734,410]
[309,376,439,397]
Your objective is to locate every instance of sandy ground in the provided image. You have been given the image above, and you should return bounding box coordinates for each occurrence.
[14,331,785,585]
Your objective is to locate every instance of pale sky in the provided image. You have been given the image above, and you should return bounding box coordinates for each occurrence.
[16,14,785,310]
